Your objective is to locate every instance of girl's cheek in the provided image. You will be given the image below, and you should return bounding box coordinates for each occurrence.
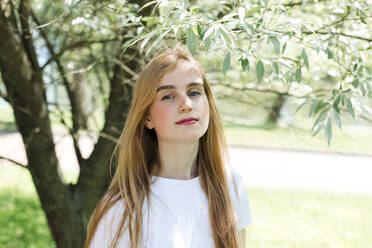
[152,104,172,123]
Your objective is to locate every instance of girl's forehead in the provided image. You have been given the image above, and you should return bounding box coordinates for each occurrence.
[159,60,203,87]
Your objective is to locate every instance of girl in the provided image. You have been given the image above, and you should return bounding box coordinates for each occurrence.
[84,45,252,248]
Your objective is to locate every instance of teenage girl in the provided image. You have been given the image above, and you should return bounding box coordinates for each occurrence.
[84,45,252,248]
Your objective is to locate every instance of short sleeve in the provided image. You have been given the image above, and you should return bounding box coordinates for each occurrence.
[228,167,253,230]
[89,200,125,248]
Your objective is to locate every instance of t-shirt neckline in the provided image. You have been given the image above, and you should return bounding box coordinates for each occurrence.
[151,175,200,184]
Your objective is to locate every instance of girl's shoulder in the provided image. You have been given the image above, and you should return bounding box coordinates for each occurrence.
[224,164,245,188]
[224,164,253,229]
[89,196,126,247]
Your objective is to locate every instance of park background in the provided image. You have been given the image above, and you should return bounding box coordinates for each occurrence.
[1,0,372,247]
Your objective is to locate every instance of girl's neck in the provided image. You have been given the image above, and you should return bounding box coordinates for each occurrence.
[153,140,199,180]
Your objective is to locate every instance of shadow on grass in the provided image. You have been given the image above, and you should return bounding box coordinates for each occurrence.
[0,190,55,248]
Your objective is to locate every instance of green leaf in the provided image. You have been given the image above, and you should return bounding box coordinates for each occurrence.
[333,95,341,113]
[360,82,366,96]
[146,29,171,56]
[256,60,264,83]
[301,48,309,69]
[256,18,263,28]
[186,28,197,56]
[243,24,254,36]
[295,68,302,83]
[204,36,211,50]
[138,0,158,13]
[269,36,280,55]
[312,124,323,137]
[197,24,203,40]
[278,59,292,70]
[342,89,352,93]
[314,101,328,115]
[333,111,342,129]
[282,42,287,54]
[246,6,264,16]
[326,119,332,145]
[202,26,215,43]
[222,52,231,76]
[352,78,359,88]
[326,48,334,59]
[240,57,249,72]
[345,98,355,119]
[365,66,372,75]
[140,31,156,54]
[312,110,328,132]
[357,66,364,76]
[190,5,200,14]
[295,99,308,113]
[272,62,279,75]
[309,100,319,117]
[219,26,233,49]
[121,37,140,53]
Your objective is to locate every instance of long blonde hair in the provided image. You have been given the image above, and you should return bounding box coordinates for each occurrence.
[84,45,240,248]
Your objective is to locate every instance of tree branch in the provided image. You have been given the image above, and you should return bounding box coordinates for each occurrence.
[19,0,40,71]
[0,155,27,168]
[31,10,84,165]
[284,0,324,7]
[302,31,372,43]
[41,38,117,69]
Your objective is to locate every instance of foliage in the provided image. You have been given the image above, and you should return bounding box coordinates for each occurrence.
[121,0,372,145]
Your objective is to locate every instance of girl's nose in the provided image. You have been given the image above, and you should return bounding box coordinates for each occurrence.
[178,94,192,113]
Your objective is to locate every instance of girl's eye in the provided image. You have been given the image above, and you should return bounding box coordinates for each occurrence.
[161,94,173,100]
[188,90,201,97]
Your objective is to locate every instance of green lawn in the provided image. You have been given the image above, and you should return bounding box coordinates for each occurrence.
[246,187,372,248]
[223,121,372,156]
[1,165,372,248]
[0,165,54,248]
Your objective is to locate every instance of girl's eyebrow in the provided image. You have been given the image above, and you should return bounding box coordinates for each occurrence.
[156,82,203,92]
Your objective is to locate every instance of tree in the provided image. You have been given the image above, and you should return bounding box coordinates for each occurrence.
[0,0,371,247]
[0,0,153,247]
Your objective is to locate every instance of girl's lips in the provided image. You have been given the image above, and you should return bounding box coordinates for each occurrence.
[176,118,198,125]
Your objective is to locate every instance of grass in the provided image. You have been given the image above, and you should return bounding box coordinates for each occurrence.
[246,187,372,248]
[0,106,16,132]
[223,121,372,156]
[1,165,372,248]
[0,165,54,248]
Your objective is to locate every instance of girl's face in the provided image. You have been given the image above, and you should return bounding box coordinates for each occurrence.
[145,60,210,143]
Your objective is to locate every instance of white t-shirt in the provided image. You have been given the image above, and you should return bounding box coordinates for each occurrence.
[89,167,252,248]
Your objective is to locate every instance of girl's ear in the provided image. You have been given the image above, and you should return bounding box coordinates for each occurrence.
[144,117,155,129]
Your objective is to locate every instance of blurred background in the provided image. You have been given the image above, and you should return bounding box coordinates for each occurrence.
[1,0,372,247]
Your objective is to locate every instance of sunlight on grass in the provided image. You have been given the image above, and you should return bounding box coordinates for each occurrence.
[223,121,372,156]
[0,165,54,248]
[246,187,372,248]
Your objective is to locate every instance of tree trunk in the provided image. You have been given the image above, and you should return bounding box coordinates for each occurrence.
[0,3,85,247]
[266,93,285,127]
[0,1,152,247]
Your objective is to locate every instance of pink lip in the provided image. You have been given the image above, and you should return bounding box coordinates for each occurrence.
[176,118,198,125]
